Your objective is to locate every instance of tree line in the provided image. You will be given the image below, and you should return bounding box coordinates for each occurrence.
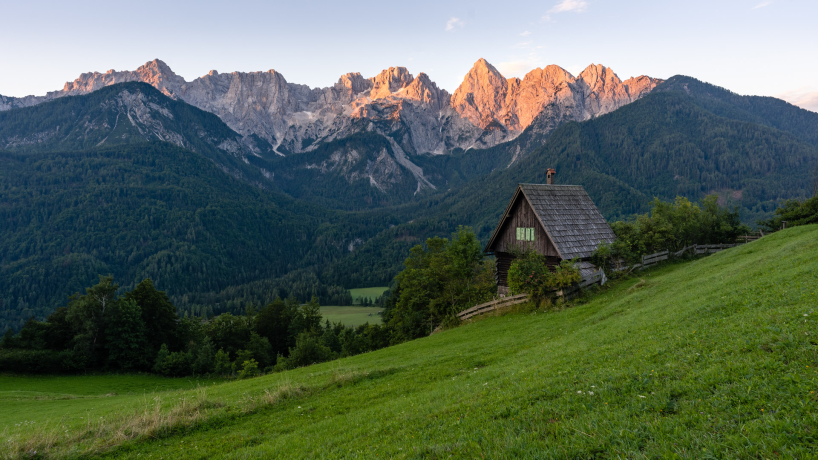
[0,277,388,376]
[4,193,809,377]
[1,226,496,376]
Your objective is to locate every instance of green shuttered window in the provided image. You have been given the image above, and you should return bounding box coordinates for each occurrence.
[516,227,535,241]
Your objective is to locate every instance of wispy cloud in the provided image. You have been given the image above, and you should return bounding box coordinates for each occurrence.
[445,17,464,31]
[513,41,533,49]
[519,30,531,36]
[548,0,587,14]
[497,53,542,78]
[542,0,587,21]
[752,2,771,9]
[777,88,818,113]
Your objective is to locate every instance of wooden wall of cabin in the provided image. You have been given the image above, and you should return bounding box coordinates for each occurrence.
[492,195,558,257]
[491,195,561,288]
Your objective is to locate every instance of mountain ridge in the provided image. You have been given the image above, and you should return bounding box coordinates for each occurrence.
[0,58,661,158]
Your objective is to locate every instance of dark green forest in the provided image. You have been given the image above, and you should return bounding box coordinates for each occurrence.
[0,277,391,376]
[0,143,400,331]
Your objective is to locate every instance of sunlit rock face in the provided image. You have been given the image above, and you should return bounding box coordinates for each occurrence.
[0,58,661,156]
[451,60,663,135]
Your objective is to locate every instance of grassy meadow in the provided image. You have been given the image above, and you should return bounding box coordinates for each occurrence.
[2,225,817,458]
[319,306,383,327]
[348,287,388,304]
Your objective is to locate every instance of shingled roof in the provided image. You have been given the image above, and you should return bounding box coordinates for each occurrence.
[485,184,616,260]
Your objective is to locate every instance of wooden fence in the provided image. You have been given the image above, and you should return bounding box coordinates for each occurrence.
[457,265,610,319]
[457,293,529,320]
[628,241,749,271]
[641,250,669,267]
[458,236,762,321]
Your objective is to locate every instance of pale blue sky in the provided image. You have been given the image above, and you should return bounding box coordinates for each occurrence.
[2,0,816,110]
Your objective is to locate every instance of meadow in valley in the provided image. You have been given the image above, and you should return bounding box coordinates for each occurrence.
[1,225,816,459]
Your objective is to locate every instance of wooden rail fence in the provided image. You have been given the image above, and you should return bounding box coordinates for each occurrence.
[629,241,751,271]
[457,293,529,320]
[458,235,763,321]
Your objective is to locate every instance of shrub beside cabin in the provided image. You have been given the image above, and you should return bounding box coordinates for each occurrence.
[484,170,616,295]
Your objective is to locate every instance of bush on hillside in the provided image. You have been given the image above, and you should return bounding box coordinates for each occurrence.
[592,195,749,268]
[275,332,336,371]
[507,252,581,300]
[0,349,87,373]
[758,194,818,232]
[382,226,496,343]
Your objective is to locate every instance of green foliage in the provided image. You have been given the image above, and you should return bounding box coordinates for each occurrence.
[65,275,119,365]
[213,348,231,375]
[152,344,169,374]
[246,333,273,368]
[231,350,254,374]
[254,297,295,360]
[384,227,496,342]
[0,273,393,376]
[153,347,193,377]
[507,253,581,299]
[593,196,750,267]
[238,359,260,379]
[275,332,336,371]
[104,299,149,371]
[191,338,216,374]
[758,194,818,232]
[205,313,251,361]
[0,348,86,373]
[123,279,181,354]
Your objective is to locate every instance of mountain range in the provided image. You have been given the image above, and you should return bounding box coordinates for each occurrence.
[0,59,660,197]
[1,59,817,333]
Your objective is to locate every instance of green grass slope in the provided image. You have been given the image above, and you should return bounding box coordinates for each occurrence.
[3,225,817,458]
[319,306,383,327]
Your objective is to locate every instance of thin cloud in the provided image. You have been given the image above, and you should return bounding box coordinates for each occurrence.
[513,41,533,49]
[548,0,588,14]
[519,31,531,36]
[497,54,542,78]
[752,2,771,9]
[445,17,464,31]
[778,88,818,113]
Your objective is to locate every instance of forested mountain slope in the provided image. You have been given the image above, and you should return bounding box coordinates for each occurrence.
[0,143,398,332]
[655,75,818,147]
[0,82,281,186]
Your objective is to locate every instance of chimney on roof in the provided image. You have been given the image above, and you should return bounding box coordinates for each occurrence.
[546,168,556,185]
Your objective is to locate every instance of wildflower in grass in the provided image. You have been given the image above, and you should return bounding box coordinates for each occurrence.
[589,391,594,395]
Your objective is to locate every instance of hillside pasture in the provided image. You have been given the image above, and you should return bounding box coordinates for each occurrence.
[319,306,383,327]
[348,286,388,304]
[2,225,817,459]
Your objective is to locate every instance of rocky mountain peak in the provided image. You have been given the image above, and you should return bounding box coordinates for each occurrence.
[334,72,373,96]
[577,64,623,93]
[369,67,414,99]
[451,58,512,129]
[401,72,448,110]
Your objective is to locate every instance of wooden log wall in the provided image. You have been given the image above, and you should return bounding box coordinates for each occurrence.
[492,196,559,257]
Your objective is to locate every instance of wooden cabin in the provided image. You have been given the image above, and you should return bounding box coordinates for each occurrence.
[484,175,616,294]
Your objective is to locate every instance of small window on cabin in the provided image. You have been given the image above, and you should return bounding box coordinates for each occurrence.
[516,227,535,241]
